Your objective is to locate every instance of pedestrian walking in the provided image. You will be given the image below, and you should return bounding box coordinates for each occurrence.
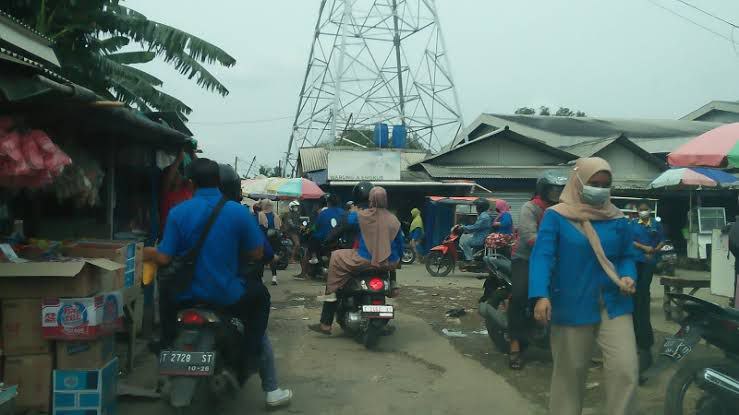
[529,157,639,415]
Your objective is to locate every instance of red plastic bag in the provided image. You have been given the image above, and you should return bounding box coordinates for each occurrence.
[29,129,55,153]
[21,137,44,170]
[44,149,72,173]
[0,131,22,161]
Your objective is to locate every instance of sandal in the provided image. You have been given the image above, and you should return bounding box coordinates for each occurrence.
[307,324,332,336]
[509,351,524,370]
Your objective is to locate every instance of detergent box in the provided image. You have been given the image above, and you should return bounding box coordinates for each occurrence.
[41,292,124,340]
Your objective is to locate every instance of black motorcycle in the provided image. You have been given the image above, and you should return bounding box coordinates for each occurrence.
[645,293,739,414]
[478,254,549,353]
[401,234,416,265]
[335,270,396,349]
[159,307,250,414]
[656,239,677,276]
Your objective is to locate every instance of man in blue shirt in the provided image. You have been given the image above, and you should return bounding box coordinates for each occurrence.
[630,200,664,373]
[145,158,268,361]
[307,194,344,263]
[460,198,493,261]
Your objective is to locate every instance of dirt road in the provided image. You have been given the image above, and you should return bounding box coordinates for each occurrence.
[119,263,714,414]
[119,264,542,415]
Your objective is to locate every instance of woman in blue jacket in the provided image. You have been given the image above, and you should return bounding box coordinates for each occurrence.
[529,157,638,415]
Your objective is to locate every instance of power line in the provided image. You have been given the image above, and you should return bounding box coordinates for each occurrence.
[189,115,293,125]
[647,0,739,45]
[672,0,738,28]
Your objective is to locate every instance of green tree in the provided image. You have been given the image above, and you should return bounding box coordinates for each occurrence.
[514,106,586,117]
[4,0,235,118]
[514,107,536,115]
[258,165,282,177]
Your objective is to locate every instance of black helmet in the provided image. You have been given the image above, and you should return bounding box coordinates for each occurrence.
[536,170,568,203]
[473,197,490,214]
[218,164,242,202]
[352,181,373,206]
[322,192,340,207]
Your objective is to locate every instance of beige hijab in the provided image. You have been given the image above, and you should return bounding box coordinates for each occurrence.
[358,187,401,266]
[551,157,628,290]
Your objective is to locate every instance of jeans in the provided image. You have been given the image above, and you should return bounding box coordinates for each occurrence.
[633,261,655,350]
[460,235,480,260]
[260,335,278,392]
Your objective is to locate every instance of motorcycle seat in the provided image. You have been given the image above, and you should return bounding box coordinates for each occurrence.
[722,306,739,320]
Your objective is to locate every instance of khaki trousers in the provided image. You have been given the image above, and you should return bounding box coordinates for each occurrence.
[549,308,638,415]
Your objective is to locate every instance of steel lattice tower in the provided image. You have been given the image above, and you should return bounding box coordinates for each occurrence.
[284,0,463,176]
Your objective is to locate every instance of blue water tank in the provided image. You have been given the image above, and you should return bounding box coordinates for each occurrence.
[392,125,407,148]
[373,123,389,148]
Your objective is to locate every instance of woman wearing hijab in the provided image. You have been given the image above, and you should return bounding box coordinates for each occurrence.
[492,199,513,235]
[529,157,638,415]
[409,207,425,261]
[308,187,404,335]
[258,199,283,286]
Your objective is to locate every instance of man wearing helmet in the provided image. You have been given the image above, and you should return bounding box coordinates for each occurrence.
[460,198,494,263]
[507,170,566,370]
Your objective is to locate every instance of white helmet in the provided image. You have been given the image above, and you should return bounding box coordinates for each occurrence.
[289,201,300,209]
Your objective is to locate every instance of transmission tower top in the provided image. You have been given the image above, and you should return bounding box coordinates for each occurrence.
[284,0,464,176]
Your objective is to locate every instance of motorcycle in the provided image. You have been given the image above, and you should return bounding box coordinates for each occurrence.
[159,306,250,414]
[267,229,291,271]
[644,293,739,414]
[656,239,677,276]
[478,254,549,353]
[335,269,396,349]
[425,225,513,277]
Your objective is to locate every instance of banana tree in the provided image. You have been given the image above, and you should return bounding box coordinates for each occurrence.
[3,0,236,118]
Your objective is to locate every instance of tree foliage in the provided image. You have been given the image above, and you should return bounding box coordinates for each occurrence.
[514,106,586,117]
[4,0,236,118]
[258,165,282,177]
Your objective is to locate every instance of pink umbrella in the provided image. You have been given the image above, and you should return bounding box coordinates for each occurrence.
[668,122,739,168]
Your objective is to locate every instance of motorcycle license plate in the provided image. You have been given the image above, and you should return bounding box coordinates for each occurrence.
[661,337,696,361]
[159,351,216,376]
[361,305,394,319]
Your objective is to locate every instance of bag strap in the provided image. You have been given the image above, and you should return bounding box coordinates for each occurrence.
[189,197,228,259]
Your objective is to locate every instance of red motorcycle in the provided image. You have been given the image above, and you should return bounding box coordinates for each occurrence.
[425,225,514,277]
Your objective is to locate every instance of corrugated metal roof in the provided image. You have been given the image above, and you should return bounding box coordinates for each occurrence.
[563,137,617,157]
[298,147,430,173]
[298,147,329,173]
[456,114,721,154]
[421,163,570,179]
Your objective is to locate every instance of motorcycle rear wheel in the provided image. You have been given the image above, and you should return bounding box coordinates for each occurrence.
[665,357,739,415]
[363,319,386,349]
[425,252,453,277]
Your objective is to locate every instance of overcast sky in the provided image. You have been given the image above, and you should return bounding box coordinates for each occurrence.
[125,0,739,173]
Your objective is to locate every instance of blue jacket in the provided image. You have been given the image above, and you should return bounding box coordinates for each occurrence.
[496,211,514,235]
[159,188,264,306]
[463,211,493,246]
[631,219,665,264]
[529,210,638,325]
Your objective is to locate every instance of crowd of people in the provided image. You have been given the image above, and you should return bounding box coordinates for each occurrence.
[144,150,671,415]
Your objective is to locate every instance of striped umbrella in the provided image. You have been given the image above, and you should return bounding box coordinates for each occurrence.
[648,167,739,189]
[668,122,739,168]
[275,178,325,199]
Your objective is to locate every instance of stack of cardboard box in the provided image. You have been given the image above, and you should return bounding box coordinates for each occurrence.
[0,240,142,414]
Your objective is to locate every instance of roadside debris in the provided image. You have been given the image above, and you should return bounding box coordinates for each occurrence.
[445,308,466,318]
[441,328,467,338]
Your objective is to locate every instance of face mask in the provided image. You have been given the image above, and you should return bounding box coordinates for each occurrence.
[639,210,650,220]
[576,171,611,206]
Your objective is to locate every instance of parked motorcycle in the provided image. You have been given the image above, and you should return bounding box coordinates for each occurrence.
[478,254,549,353]
[656,239,677,276]
[159,306,250,414]
[645,293,739,414]
[425,225,513,277]
[335,269,396,349]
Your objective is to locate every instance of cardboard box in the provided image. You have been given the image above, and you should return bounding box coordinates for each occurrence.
[0,259,122,299]
[63,240,143,289]
[1,299,50,356]
[42,292,124,340]
[3,353,53,413]
[53,357,117,415]
[56,335,115,370]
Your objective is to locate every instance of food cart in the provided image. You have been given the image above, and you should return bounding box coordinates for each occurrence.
[687,206,727,262]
